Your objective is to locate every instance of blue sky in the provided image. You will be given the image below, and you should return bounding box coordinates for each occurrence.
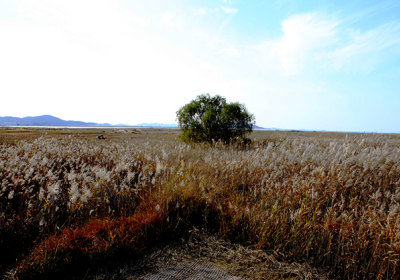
[1,0,400,132]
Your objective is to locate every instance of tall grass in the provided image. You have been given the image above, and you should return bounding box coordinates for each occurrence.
[1,132,400,279]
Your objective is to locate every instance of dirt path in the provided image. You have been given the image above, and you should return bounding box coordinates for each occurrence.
[59,228,330,280]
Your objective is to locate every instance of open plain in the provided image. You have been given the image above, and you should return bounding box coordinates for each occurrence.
[1,127,400,279]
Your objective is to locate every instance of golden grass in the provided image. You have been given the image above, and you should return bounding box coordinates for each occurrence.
[1,128,400,279]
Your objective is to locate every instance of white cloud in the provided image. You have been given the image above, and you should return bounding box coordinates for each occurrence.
[218,17,233,34]
[131,16,151,27]
[320,22,400,72]
[198,7,220,15]
[253,13,338,75]
[222,48,239,56]
[251,12,400,75]
[342,1,399,25]
[158,11,178,31]
[221,6,238,14]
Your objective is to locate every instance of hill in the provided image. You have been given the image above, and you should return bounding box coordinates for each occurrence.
[0,115,111,126]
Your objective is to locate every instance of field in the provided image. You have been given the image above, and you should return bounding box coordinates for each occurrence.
[1,127,400,279]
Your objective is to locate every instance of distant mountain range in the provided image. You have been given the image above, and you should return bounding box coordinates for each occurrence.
[0,115,179,128]
[0,115,265,129]
[0,115,112,127]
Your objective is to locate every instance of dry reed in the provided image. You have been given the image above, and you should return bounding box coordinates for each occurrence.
[1,131,399,279]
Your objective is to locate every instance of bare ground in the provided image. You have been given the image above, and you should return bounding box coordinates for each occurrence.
[56,227,331,280]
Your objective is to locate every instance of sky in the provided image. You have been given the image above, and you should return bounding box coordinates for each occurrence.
[1,0,400,132]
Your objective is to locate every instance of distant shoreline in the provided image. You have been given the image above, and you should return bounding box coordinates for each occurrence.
[0,125,271,130]
[0,125,180,129]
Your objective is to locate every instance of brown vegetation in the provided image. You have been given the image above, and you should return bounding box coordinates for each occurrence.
[1,128,399,279]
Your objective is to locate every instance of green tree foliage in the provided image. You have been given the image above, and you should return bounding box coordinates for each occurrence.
[176,94,255,143]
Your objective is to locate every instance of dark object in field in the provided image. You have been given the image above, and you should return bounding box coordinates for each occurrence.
[96,134,105,139]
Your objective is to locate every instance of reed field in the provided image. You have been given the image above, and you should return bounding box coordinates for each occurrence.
[1,127,400,279]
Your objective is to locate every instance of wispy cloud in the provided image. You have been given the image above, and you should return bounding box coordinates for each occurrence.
[251,11,400,75]
[222,48,239,56]
[198,7,220,15]
[341,0,399,25]
[198,8,207,15]
[158,11,180,31]
[218,16,233,34]
[253,13,338,75]
[320,22,400,72]
[221,6,238,14]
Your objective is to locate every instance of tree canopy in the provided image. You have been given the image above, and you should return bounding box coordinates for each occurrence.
[176,94,255,143]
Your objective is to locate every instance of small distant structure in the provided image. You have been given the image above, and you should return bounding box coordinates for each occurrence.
[96,134,105,139]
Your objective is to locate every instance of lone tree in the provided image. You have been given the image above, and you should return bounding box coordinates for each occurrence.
[176,94,255,144]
